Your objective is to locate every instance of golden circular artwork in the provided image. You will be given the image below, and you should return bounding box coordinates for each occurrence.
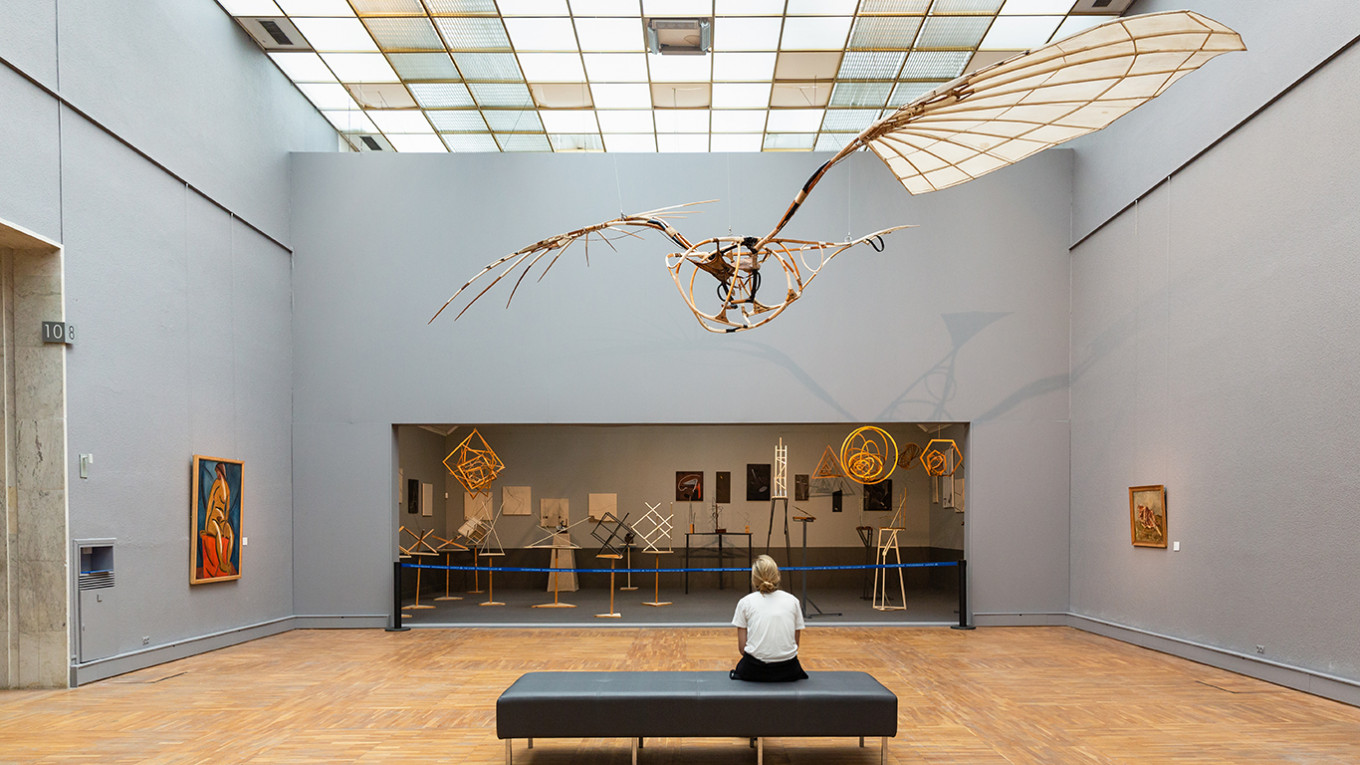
[839,426,898,485]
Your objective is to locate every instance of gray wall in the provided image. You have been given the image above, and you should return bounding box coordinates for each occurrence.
[0,0,336,676]
[1072,0,1360,241]
[1069,34,1360,682]
[291,148,1074,621]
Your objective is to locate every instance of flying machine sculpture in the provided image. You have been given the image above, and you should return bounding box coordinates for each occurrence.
[431,11,1243,334]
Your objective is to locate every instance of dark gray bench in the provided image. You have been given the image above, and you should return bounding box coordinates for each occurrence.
[496,670,898,764]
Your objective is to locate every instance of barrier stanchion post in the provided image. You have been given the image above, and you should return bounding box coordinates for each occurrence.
[951,559,974,630]
[386,560,410,632]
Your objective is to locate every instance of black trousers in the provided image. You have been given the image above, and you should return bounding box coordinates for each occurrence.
[730,653,808,682]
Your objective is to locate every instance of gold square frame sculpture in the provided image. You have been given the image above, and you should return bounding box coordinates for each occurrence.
[444,428,504,496]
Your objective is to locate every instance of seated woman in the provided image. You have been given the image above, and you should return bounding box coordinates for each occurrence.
[730,555,808,682]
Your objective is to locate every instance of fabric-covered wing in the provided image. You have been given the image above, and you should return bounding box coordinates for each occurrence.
[860,10,1244,195]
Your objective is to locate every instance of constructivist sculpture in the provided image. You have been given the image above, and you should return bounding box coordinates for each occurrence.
[591,512,635,618]
[920,439,963,478]
[841,426,898,486]
[635,502,675,607]
[529,517,589,608]
[399,526,440,614]
[810,444,857,498]
[431,12,1243,334]
[444,428,504,496]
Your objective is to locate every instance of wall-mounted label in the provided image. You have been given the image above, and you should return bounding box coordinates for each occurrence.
[41,321,75,345]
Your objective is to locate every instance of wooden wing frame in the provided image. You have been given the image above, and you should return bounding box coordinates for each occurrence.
[858,10,1245,195]
[428,202,708,324]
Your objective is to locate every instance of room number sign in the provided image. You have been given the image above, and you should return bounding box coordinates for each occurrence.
[41,321,76,345]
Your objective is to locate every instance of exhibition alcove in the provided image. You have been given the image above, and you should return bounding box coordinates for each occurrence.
[393,422,967,627]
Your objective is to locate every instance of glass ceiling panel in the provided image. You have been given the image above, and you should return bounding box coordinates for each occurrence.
[387,52,460,80]
[483,109,543,131]
[915,16,992,49]
[364,17,443,50]
[434,17,511,51]
[226,2,1135,153]
[452,52,523,81]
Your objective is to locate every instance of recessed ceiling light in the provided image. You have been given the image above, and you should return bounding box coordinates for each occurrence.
[505,18,580,52]
[277,0,353,15]
[321,110,377,132]
[999,0,1074,13]
[368,110,435,133]
[597,109,655,131]
[576,18,645,52]
[786,0,858,15]
[539,110,600,133]
[654,109,708,132]
[591,83,653,109]
[767,108,823,132]
[710,109,766,132]
[518,53,588,82]
[979,16,1063,49]
[714,0,783,14]
[570,0,641,15]
[603,134,658,152]
[583,53,650,82]
[298,82,361,110]
[780,17,852,50]
[647,53,712,82]
[643,0,713,15]
[712,82,770,109]
[713,17,782,52]
[219,0,282,14]
[319,53,399,82]
[387,134,448,152]
[710,133,761,152]
[293,17,379,51]
[268,52,336,82]
[714,52,776,81]
[657,133,710,152]
[500,0,569,16]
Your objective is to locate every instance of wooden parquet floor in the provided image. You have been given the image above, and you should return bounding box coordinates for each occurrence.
[1,626,1358,764]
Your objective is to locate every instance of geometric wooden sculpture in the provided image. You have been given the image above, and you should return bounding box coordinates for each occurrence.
[431,12,1243,335]
[896,442,922,472]
[444,428,504,496]
[591,512,633,619]
[840,426,898,486]
[920,439,963,478]
[873,527,908,612]
[634,501,676,608]
[433,534,468,602]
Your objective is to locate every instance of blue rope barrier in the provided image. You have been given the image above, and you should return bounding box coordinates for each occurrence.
[400,561,960,575]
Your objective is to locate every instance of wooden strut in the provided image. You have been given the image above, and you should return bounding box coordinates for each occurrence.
[533,546,577,609]
[480,553,505,607]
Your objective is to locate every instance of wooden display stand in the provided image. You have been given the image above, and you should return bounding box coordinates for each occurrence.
[642,550,673,607]
[479,551,506,607]
[619,541,639,591]
[434,536,467,602]
[873,527,907,611]
[534,532,579,609]
[595,554,623,618]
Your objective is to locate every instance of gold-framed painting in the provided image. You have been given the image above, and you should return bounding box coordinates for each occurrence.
[1129,484,1167,548]
[191,455,243,584]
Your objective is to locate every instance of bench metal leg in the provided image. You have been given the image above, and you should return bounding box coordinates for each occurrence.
[859,736,865,747]
[527,738,533,749]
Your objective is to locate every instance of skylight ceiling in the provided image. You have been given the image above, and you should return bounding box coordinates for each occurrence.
[221,0,1130,154]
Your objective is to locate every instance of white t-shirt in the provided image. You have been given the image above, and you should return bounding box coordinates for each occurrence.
[732,589,805,663]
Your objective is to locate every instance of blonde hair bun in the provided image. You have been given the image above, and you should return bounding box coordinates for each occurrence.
[751,554,781,594]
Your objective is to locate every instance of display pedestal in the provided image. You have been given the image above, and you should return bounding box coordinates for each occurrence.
[642,551,672,607]
[595,555,622,618]
[535,537,578,609]
[873,528,907,611]
[619,544,639,591]
[401,553,436,615]
[434,549,463,601]
[468,548,486,594]
[479,552,505,606]
[795,515,839,619]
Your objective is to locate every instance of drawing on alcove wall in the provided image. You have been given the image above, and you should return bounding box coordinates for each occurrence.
[430,13,1243,335]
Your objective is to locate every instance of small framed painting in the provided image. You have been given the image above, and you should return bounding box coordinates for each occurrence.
[1129,485,1167,548]
[746,463,771,502]
[191,455,243,585]
[676,471,703,502]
